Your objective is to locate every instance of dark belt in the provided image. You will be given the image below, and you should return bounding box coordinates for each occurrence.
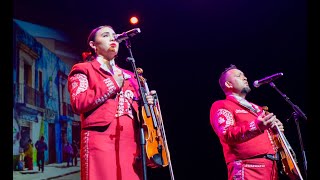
[252,153,280,161]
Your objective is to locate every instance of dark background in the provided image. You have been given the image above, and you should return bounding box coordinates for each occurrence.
[13,0,313,179]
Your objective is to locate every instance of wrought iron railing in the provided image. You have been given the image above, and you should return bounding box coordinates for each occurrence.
[17,83,45,108]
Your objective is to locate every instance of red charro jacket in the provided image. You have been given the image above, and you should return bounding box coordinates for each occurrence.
[68,59,140,128]
[210,95,276,164]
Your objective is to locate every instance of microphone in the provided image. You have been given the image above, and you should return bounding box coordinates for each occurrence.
[114,28,141,43]
[253,72,283,88]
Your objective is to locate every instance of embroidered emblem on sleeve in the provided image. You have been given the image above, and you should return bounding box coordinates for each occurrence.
[216,109,234,134]
[70,73,88,100]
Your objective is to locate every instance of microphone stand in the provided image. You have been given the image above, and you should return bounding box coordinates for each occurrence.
[124,38,149,180]
[268,82,307,179]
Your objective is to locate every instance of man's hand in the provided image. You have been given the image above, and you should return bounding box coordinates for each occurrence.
[256,111,284,132]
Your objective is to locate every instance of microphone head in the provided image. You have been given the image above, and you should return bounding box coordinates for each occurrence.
[128,28,141,37]
[253,72,284,88]
[134,28,141,34]
[115,28,141,43]
[253,80,260,88]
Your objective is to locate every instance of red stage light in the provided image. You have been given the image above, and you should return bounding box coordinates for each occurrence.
[130,16,139,25]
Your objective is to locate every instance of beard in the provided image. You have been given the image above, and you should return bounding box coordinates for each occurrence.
[241,86,251,95]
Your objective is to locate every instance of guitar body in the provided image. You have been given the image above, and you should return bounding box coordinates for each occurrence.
[274,134,303,180]
[262,106,303,180]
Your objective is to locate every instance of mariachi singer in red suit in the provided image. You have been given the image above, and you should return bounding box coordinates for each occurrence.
[209,64,285,180]
[68,25,154,180]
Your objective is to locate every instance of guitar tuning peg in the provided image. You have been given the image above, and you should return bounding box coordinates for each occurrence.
[150,90,157,95]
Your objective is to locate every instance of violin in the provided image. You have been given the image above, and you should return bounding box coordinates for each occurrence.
[137,68,175,180]
[262,106,303,180]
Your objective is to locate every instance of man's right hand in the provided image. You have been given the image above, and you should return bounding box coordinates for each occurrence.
[256,111,283,132]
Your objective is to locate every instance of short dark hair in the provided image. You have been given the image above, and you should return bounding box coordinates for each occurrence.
[218,64,238,90]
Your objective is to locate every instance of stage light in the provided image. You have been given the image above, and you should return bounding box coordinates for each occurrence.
[130,16,139,25]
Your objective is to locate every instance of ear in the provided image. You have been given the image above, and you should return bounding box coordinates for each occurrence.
[89,41,96,52]
[225,81,233,88]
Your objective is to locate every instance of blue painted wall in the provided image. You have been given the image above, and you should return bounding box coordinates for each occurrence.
[13,21,74,164]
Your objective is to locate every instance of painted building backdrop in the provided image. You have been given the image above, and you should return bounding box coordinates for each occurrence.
[12,19,81,170]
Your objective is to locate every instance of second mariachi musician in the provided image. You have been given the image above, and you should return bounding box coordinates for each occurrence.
[68,25,157,180]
